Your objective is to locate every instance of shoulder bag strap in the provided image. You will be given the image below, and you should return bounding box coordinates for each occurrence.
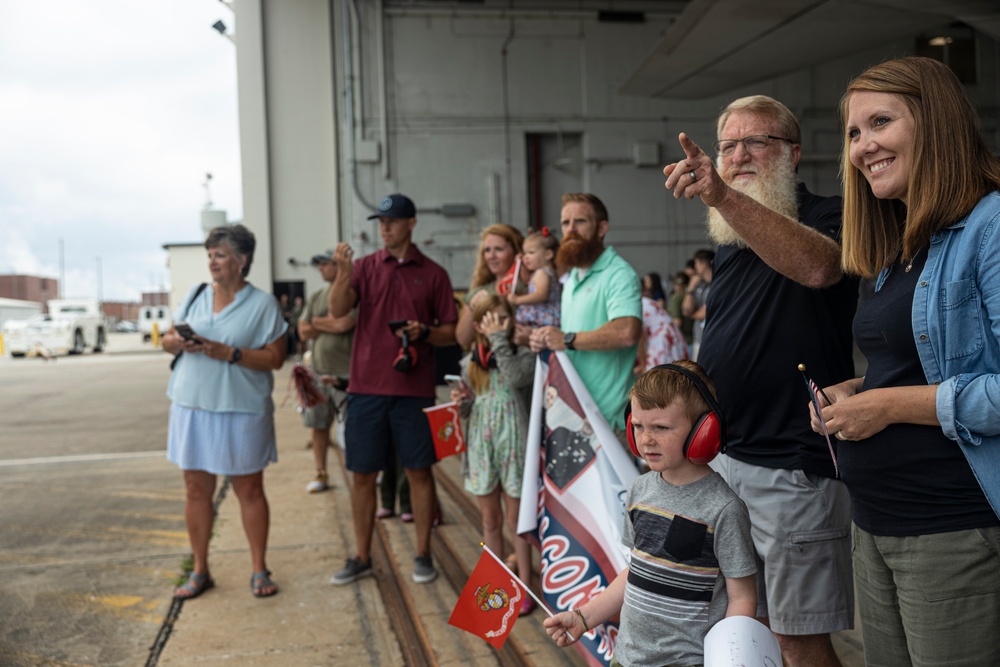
[170,283,209,371]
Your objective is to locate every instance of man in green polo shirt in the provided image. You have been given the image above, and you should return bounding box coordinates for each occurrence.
[529,193,642,438]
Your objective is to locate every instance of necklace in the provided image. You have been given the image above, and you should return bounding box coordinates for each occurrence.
[903,245,926,273]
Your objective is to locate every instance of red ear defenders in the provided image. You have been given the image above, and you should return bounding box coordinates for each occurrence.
[624,364,727,465]
[393,330,418,373]
[471,343,495,370]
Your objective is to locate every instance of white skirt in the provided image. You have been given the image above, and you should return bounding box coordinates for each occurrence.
[167,403,277,476]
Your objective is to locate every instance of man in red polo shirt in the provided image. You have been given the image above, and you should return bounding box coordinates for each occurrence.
[328,193,458,585]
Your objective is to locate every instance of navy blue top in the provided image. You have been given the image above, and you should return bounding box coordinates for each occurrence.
[844,248,997,535]
[699,184,858,477]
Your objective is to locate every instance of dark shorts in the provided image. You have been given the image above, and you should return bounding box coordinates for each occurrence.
[344,394,436,473]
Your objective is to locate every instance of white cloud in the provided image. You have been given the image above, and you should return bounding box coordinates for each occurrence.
[0,0,242,301]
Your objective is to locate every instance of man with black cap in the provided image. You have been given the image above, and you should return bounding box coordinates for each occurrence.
[298,250,355,494]
[328,193,458,585]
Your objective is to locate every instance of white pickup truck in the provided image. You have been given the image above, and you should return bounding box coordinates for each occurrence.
[3,299,108,357]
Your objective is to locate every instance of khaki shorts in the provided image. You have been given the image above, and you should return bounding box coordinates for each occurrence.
[301,383,347,430]
[711,454,854,635]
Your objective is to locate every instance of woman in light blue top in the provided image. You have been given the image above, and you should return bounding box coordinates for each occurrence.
[813,57,1000,665]
[162,224,287,600]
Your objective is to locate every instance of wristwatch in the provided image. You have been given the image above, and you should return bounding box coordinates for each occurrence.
[229,347,243,364]
[563,332,577,350]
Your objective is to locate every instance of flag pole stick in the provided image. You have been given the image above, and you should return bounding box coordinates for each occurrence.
[797,363,832,404]
[797,363,839,478]
[480,543,578,643]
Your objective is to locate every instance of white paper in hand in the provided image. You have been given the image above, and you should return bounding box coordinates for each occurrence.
[703,616,781,667]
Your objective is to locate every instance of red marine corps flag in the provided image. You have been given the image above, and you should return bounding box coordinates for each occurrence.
[423,401,466,460]
[448,546,525,648]
[496,257,521,296]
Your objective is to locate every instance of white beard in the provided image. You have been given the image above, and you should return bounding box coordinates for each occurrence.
[707,152,799,248]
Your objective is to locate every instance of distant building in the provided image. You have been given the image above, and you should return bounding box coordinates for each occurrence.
[162,243,211,317]
[102,301,142,323]
[163,209,221,316]
[0,274,60,310]
[0,297,43,328]
[0,274,142,324]
[141,290,170,307]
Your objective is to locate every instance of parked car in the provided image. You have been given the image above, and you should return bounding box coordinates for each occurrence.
[116,320,139,333]
[3,299,107,358]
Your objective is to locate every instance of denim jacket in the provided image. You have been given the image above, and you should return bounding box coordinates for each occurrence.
[874,191,1000,517]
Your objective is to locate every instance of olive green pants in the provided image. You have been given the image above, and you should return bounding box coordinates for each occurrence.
[852,523,1000,667]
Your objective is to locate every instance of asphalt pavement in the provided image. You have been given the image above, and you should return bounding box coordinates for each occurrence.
[0,334,425,666]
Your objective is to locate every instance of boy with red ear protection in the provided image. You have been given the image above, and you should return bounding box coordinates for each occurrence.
[544,361,759,666]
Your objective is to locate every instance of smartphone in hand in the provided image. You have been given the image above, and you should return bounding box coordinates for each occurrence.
[174,322,197,340]
[445,373,468,402]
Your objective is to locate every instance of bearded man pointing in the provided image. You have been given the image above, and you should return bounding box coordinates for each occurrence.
[664,96,858,667]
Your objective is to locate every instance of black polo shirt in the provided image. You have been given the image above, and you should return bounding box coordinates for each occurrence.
[698,184,859,478]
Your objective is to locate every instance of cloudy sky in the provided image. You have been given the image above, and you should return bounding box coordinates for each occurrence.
[0,0,242,302]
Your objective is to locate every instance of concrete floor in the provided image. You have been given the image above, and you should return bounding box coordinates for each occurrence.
[0,333,867,666]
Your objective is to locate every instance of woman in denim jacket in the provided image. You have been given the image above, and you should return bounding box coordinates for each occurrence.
[811,57,1000,666]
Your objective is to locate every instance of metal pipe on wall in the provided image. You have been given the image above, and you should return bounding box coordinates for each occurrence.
[328,0,346,244]
[500,19,515,225]
[375,0,389,179]
[341,0,377,212]
[347,0,364,140]
[487,172,500,226]
[383,6,681,21]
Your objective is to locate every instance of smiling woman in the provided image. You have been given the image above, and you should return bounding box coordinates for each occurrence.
[845,92,915,205]
[455,224,524,347]
[823,56,1000,666]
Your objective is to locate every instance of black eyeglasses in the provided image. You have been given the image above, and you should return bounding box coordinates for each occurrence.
[712,135,796,156]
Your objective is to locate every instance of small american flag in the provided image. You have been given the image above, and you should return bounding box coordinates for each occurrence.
[799,364,839,478]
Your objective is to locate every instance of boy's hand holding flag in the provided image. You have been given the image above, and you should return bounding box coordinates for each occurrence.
[448,544,567,649]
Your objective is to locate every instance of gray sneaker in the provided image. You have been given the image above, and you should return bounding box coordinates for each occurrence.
[330,557,372,585]
[413,556,437,584]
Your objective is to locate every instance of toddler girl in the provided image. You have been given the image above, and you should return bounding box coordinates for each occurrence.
[451,294,537,614]
[507,229,560,327]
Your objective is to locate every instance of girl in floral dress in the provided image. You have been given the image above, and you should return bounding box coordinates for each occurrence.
[451,294,537,614]
[508,229,561,328]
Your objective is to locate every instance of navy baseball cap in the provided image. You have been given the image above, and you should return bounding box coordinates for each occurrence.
[310,250,334,265]
[367,193,416,220]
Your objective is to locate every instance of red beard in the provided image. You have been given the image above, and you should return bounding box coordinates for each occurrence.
[556,232,604,272]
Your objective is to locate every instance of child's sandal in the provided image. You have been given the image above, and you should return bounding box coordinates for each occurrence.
[174,572,214,600]
[250,569,278,597]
